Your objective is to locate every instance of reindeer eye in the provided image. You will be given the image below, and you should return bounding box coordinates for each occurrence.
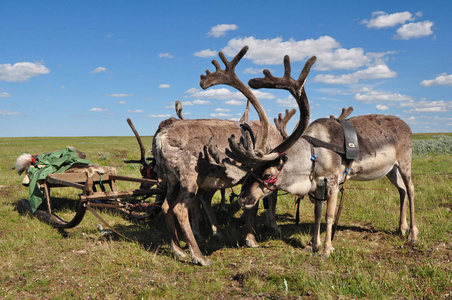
[263,174,271,180]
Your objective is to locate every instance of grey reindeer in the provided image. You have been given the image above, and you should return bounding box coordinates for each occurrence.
[227,53,418,257]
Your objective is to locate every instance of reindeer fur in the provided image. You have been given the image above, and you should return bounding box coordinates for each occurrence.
[238,114,418,256]
[153,118,283,265]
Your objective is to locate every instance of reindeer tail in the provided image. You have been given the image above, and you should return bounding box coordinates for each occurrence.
[15,153,34,175]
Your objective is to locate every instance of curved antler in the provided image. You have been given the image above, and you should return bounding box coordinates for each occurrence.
[200,46,270,152]
[226,131,280,164]
[251,55,316,155]
[227,55,316,163]
[274,108,296,139]
[175,100,185,120]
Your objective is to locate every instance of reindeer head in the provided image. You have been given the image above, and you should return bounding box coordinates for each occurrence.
[226,54,317,207]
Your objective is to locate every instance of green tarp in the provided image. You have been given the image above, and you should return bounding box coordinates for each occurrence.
[24,147,92,212]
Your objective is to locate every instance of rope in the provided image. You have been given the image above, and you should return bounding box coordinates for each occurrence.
[87,204,133,242]
[332,167,349,241]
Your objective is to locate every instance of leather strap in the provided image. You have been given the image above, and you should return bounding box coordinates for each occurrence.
[302,135,346,155]
[338,119,359,160]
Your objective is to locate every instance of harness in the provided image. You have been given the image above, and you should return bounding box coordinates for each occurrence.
[257,153,285,191]
[298,119,360,240]
[302,118,359,199]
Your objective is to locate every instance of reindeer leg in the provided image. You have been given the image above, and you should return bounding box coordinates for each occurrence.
[386,166,409,236]
[398,165,418,242]
[265,192,280,235]
[310,200,323,252]
[200,189,222,239]
[322,183,339,257]
[244,203,259,248]
[161,197,186,259]
[173,189,212,266]
[190,196,203,241]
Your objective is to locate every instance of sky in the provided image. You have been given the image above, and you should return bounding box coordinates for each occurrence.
[1,0,451,137]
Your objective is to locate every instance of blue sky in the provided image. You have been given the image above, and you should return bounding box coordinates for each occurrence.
[1,1,451,137]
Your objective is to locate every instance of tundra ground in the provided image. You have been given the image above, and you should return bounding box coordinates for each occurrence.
[0,134,450,299]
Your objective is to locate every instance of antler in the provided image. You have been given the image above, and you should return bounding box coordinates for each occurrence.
[330,106,353,120]
[239,100,251,123]
[226,131,280,164]
[227,55,317,163]
[175,100,185,120]
[274,108,296,139]
[200,46,270,152]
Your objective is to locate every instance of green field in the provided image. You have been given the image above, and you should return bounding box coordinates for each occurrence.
[0,133,451,299]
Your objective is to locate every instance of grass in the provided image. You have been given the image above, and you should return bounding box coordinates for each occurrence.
[0,133,451,299]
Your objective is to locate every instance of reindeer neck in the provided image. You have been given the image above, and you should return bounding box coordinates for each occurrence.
[276,138,315,196]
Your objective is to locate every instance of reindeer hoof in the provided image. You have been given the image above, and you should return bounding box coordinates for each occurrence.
[319,246,334,258]
[407,236,418,243]
[193,256,212,266]
[304,244,314,253]
[407,227,419,243]
[171,245,187,259]
[245,235,260,248]
[305,242,322,253]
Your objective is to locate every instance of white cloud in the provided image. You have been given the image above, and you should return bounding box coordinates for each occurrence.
[158,84,170,89]
[105,93,134,97]
[420,73,452,86]
[149,114,172,118]
[127,109,145,113]
[221,36,340,65]
[192,99,210,105]
[214,107,231,112]
[179,99,211,106]
[315,48,371,71]
[159,53,174,59]
[218,36,387,72]
[90,107,108,112]
[314,64,396,84]
[194,49,217,58]
[90,67,107,74]
[185,87,275,102]
[118,101,126,104]
[0,90,12,98]
[0,109,20,115]
[243,67,267,75]
[0,62,50,82]
[394,21,434,40]
[207,24,239,38]
[362,11,414,28]
[225,99,245,106]
[400,100,450,113]
[376,104,389,111]
[210,112,233,118]
[353,88,412,103]
[275,96,297,108]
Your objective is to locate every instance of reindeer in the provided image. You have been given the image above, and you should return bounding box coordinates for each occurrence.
[227,54,418,257]
[173,99,295,237]
[152,46,303,265]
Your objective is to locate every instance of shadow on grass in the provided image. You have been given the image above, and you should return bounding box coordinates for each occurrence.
[14,196,389,260]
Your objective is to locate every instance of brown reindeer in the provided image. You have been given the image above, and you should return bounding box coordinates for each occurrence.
[227,54,418,257]
[152,46,303,265]
[173,99,295,238]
